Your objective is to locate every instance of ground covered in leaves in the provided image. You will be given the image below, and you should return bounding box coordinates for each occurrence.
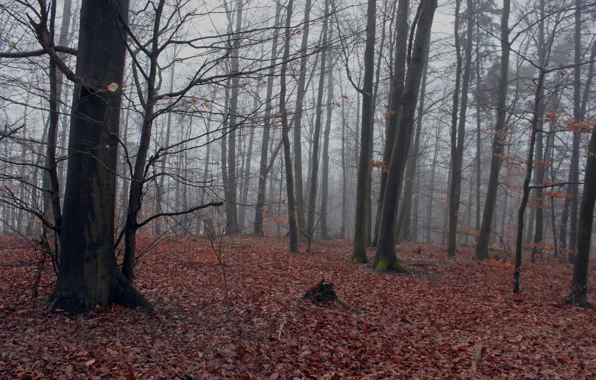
[1,236,595,379]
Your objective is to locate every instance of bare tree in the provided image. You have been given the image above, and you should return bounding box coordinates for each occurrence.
[476,0,510,260]
[374,0,437,270]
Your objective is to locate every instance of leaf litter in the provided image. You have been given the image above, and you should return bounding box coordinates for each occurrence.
[0,236,594,378]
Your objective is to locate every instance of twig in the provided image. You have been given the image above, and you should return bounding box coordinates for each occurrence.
[277,316,286,340]
[205,218,231,321]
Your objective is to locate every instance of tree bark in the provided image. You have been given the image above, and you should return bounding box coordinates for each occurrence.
[253,3,282,235]
[568,123,596,307]
[374,0,436,270]
[122,0,166,282]
[224,0,245,234]
[396,37,429,242]
[238,105,255,231]
[514,70,545,294]
[374,0,409,245]
[155,63,176,236]
[306,0,330,248]
[447,0,473,258]
[427,126,440,243]
[476,0,509,260]
[51,0,149,314]
[292,0,312,234]
[279,0,299,252]
[351,0,377,262]
[320,32,335,239]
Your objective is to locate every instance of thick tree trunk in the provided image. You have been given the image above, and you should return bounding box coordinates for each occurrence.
[374,0,436,270]
[367,0,392,246]
[374,0,409,246]
[396,39,429,242]
[560,41,596,253]
[568,123,596,307]
[351,0,377,262]
[51,0,149,314]
[476,0,509,260]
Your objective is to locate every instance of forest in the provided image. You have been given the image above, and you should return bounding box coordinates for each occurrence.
[0,0,595,377]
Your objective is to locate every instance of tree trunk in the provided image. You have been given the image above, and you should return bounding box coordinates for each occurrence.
[476,0,510,260]
[396,37,430,242]
[374,0,409,246]
[238,95,257,231]
[122,0,166,282]
[292,0,312,234]
[306,0,330,249]
[351,0,377,262]
[280,0,299,252]
[320,34,335,239]
[17,91,30,233]
[340,75,348,239]
[447,0,473,258]
[475,22,482,239]
[513,70,545,294]
[224,0,244,234]
[568,123,596,307]
[155,63,176,236]
[427,126,440,243]
[374,0,436,270]
[367,0,393,246]
[254,3,282,235]
[51,0,149,314]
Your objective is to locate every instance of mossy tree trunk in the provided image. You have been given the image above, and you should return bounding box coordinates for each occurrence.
[373,0,409,247]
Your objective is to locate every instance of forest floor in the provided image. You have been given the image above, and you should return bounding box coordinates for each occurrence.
[0,236,595,379]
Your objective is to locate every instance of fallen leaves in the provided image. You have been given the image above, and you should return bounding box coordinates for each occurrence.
[0,237,594,378]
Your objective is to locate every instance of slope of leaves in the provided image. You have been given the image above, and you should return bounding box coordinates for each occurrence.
[0,236,594,378]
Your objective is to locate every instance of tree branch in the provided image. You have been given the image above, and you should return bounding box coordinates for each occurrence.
[136,201,223,230]
[0,46,76,58]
